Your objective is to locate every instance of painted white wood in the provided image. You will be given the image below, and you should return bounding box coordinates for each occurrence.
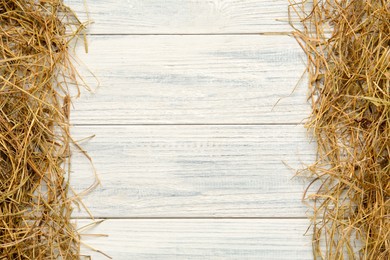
[71,35,308,124]
[65,0,295,34]
[70,125,316,218]
[59,2,316,256]
[78,219,313,260]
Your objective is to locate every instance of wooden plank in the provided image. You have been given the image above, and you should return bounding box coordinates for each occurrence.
[65,0,294,34]
[71,35,308,124]
[78,219,313,259]
[70,125,316,218]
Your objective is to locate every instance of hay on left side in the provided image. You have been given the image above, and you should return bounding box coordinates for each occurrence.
[0,0,91,258]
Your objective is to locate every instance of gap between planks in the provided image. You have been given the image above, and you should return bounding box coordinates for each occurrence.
[86,32,293,36]
[71,123,305,126]
[73,217,308,220]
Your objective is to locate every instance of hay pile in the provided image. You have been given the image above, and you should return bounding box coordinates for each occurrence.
[289,0,389,258]
[0,0,88,258]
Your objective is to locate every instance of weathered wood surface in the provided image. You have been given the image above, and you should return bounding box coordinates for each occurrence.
[65,0,295,34]
[71,125,315,218]
[63,0,316,258]
[72,35,308,125]
[79,219,313,259]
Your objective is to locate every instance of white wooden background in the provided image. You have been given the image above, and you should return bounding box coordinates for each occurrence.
[65,1,315,259]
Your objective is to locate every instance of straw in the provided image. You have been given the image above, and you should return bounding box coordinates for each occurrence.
[0,0,90,258]
[289,0,389,258]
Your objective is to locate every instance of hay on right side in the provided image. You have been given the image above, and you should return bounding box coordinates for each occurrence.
[289,1,389,259]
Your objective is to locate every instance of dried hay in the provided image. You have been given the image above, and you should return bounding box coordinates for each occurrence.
[0,0,93,258]
[289,0,389,259]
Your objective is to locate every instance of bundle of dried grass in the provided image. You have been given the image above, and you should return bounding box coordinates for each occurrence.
[0,0,89,258]
[289,0,389,258]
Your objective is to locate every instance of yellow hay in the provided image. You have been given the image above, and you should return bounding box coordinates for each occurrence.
[0,0,91,258]
[289,0,389,258]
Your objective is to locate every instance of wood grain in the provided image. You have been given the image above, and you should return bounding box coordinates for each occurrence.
[72,35,308,125]
[71,125,316,218]
[60,2,316,257]
[78,219,312,259]
[65,0,295,35]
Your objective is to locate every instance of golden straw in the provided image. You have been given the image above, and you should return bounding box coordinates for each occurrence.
[289,0,389,259]
[0,0,91,258]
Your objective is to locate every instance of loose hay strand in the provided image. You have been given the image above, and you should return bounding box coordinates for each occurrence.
[0,0,89,258]
[289,0,389,259]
